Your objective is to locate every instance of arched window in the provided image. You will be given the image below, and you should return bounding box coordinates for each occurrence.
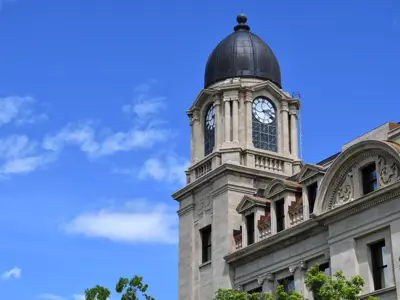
[252,96,277,152]
[204,105,215,156]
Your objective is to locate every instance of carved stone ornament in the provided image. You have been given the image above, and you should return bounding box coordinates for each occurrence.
[197,195,212,216]
[257,275,266,286]
[324,250,330,259]
[266,273,275,281]
[332,172,353,209]
[235,284,243,292]
[289,261,307,273]
[299,260,307,270]
[378,156,400,187]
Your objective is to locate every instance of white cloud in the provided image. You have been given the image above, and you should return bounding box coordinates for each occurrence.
[138,156,188,185]
[0,96,47,126]
[43,122,170,158]
[122,96,166,120]
[1,267,21,280]
[63,199,178,244]
[72,295,85,300]
[0,135,54,177]
[36,294,66,300]
[113,155,188,186]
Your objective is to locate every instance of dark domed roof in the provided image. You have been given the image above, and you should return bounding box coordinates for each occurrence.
[204,14,281,88]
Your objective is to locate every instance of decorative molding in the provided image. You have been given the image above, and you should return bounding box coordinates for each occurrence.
[197,195,212,217]
[378,156,400,187]
[257,275,266,286]
[266,273,275,282]
[289,261,307,273]
[332,172,354,209]
[177,204,195,217]
[235,285,243,292]
[320,180,400,227]
[316,140,400,214]
[323,250,330,260]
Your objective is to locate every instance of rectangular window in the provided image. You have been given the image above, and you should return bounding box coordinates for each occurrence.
[246,213,255,245]
[307,182,318,214]
[200,226,212,263]
[313,262,331,300]
[278,275,295,293]
[370,240,388,290]
[362,163,378,195]
[319,262,330,276]
[276,199,285,232]
[247,287,262,294]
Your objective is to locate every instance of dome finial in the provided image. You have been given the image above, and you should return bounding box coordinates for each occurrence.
[234,13,250,32]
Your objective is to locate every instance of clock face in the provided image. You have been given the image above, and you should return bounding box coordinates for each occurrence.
[252,97,276,124]
[206,106,215,130]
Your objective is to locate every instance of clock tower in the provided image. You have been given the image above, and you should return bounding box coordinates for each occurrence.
[172,14,302,300]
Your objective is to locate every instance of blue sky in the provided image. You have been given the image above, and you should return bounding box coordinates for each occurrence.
[0,0,399,299]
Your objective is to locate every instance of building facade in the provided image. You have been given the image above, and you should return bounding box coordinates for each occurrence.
[172,14,400,300]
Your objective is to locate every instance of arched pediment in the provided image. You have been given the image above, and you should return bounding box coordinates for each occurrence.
[265,179,286,198]
[315,140,400,214]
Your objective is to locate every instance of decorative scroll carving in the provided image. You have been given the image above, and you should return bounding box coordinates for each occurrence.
[235,285,243,292]
[197,195,212,217]
[266,273,274,281]
[257,275,266,286]
[289,261,307,273]
[378,156,400,187]
[332,173,353,209]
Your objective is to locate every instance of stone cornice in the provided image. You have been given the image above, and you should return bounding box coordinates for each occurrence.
[177,204,195,217]
[224,219,324,265]
[189,89,214,111]
[172,163,288,201]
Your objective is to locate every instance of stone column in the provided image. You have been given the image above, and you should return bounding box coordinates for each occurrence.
[245,90,253,148]
[188,112,195,163]
[289,106,298,158]
[192,109,201,162]
[238,90,245,147]
[213,93,222,150]
[232,98,239,143]
[290,261,310,299]
[224,98,231,143]
[261,273,275,294]
[281,102,290,156]
[390,219,400,300]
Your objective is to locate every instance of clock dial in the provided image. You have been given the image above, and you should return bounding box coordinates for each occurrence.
[206,106,215,130]
[252,97,275,124]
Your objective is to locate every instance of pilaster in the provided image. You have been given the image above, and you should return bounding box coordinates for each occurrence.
[191,109,201,163]
[290,261,310,298]
[245,89,253,148]
[289,105,299,158]
[270,200,277,234]
[232,98,239,143]
[213,93,222,150]
[261,273,275,294]
[223,97,231,145]
[280,101,290,156]
[238,90,246,147]
[390,218,400,300]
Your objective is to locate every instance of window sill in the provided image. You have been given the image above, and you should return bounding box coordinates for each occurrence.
[199,261,212,269]
[359,286,396,299]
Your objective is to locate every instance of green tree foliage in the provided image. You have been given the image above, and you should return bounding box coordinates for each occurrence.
[84,275,154,300]
[214,264,379,300]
